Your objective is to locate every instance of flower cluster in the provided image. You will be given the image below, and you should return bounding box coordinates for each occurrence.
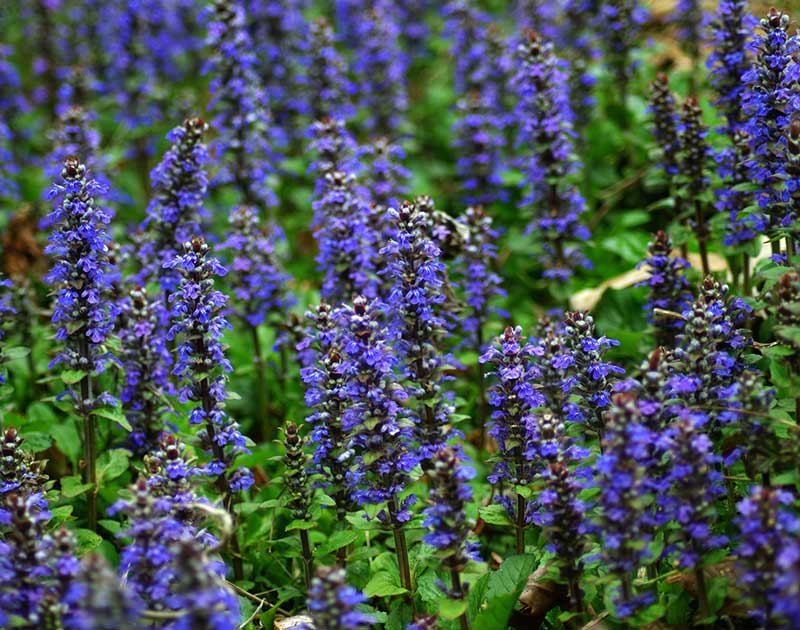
[304,566,376,630]
[637,230,693,346]
[166,237,253,493]
[205,0,280,213]
[382,199,454,461]
[423,446,480,572]
[136,117,209,292]
[454,206,506,350]
[282,422,312,522]
[66,554,140,630]
[351,2,408,138]
[594,0,648,96]
[0,428,46,522]
[735,486,800,627]
[220,206,294,328]
[338,296,416,518]
[360,136,410,212]
[649,73,681,174]
[555,312,625,438]
[480,326,545,523]
[513,31,591,280]
[308,117,359,193]
[306,18,355,122]
[44,157,118,374]
[118,285,174,453]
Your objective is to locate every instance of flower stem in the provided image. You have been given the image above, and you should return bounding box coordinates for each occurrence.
[78,337,97,531]
[299,529,313,591]
[249,324,271,441]
[516,493,526,555]
[694,199,710,276]
[388,497,413,596]
[450,569,469,630]
[693,565,710,620]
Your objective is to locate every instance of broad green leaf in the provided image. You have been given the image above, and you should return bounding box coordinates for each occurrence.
[363,572,407,598]
[286,519,315,531]
[314,530,357,557]
[61,475,94,498]
[92,405,132,432]
[61,369,87,385]
[4,346,31,360]
[75,528,103,554]
[439,597,468,620]
[478,504,512,527]
[97,449,130,484]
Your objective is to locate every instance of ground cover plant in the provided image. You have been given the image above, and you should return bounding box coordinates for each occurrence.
[1,0,800,628]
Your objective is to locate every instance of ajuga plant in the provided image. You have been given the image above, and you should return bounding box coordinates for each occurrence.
[735,486,800,627]
[592,393,657,617]
[513,31,591,282]
[649,73,681,177]
[677,96,713,275]
[312,171,376,303]
[282,421,314,589]
[221,206,294,438]
[382,198,454,463]
[66,554,140,630]
[558,0,598,134]
[454,206,505,354]
[351,1,408,138]
[44,156,117,532]
[300,302,359,529]
[0,275,15,385]
[205,0,281,215]
[707,0,757,254]
[637,230,693,346]
[441,1,490,98]
[246,0,309,142]
[0,428,46,520]
[741,8,799,252]
[308,117,359,194]
[658,415,727,618]
[675,0,704,82]
[338,295,417,592]
[769,268,800,415]
[593,0,648,108]
[480,326,546,553]
[423,446,479,630]
[302,565,376,630]
[135,117,209,293]
[360,136,410,213]
[118,285,174,453]
[555,312,625,440]
[0,493,80,627]
[166,237,252,578]
[306,19,355,122]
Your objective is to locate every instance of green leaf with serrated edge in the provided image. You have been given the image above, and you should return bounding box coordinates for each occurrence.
[363,572,408,598]
[485,554,536,600]
[75,528,103,554]
[478,504,512,527]
[467,572,491,620]
[4,346,30,360]
[472,593,518,630]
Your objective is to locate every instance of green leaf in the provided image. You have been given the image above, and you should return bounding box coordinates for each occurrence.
[472,593,518,630]
[61,369,87,385]
[631,602,666,625]
[363,572,408,598]
[75,528,103,554]
[467,573,491,620]
[478,504,512,527]
[439,597,468,620]
[314,530,357,557]
[61,475,94,498]
[4,346,31,360]
[92,405,132,432]
[20,431,52,452]
[286,519,315,531]
[485,554,536,600]
[97,449,130,484]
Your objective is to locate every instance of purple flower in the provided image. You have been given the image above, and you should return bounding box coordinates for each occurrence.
[359,136,410,211]
[736,486,800,626]
[513,31,591,280]
[205,0,281,213]
[44,157,118,375]
[649,73,681,175]
[422,447,480,573]
[306,18,355,122]
[220,206,294,328]
[593,0,648,96]
[135,118,209,294]
[64,554,140,630]
[166,237,253,494]
[303,566,376,630]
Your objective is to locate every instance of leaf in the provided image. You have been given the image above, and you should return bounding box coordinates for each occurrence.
[3,346,30,360]
[472,593,518,630]
[478,504,512,527]
[467,572,492,620]
[20,431,52,452]
[286,519,315,531]
[92,405,132,432]
[75,528,103,554]
[439,597,468,620]
[61,475,94,498]
[314,530,357,557]
[97,449,130,484]
[61,369,87,385]
[363,572,408,598]
[486,554,537,600]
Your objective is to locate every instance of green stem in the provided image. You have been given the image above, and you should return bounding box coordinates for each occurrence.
[388,498,413,598]
[516,493,526,555]
[694,199,710,277]
[693,565,710,620]
[249,324,270,441]
[451,569,470,630]
[299,529,313,591]
[78,337,97,531]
